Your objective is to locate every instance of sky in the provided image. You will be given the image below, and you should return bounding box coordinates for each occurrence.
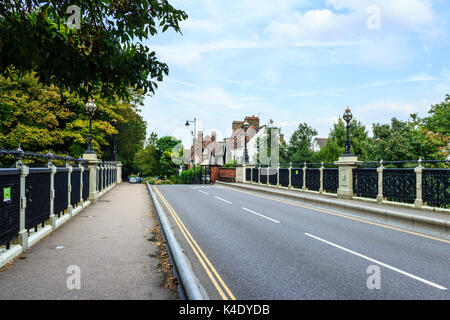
[140,0,450,147]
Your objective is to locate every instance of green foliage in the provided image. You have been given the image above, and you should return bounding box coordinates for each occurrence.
[134,145,160,177]
[313,140,344,163]
[180,168,193,184]
[424,95,450,136]
[0,1,188,101]
[328,118,369,159]
[223,159,237,167]
[0,71,145,166]
[287,123,317,163]
[156,136,181,153]
[366,114,447,162]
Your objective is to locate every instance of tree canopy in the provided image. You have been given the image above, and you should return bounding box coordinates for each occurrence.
[0,1,188,101]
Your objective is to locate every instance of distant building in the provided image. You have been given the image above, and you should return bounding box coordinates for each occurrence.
[312,138,329,152]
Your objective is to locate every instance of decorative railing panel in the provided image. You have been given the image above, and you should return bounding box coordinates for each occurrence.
[260,168,268,184]
[323,168,338,193]
[0,169,20,247]
[422,168,449,208]
[291,168,303,189]
[279,168,289,187]
[25,168,50,230]
[252,168,258,183]
[353,168,378,199]
[82,168,90,200]
[245,168,251,181]
[383,168,416,204]
[305,168,320,191]
[71,168,81,208]
[98,168,103,191]
[54,169,69,216]
[268,168,277,185]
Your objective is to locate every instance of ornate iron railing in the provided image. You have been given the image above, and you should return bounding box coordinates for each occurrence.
[323,168,338,193]
[260,168,268,184]
[268,168,277,185]
[54,168,69,217]
[305,168,320,191]
[353,168,378,199]
[279,168,289,187]
[25,168,51,231]
[71,168,81,208]
[82,168,90,200]
[0,169,20,248]
[245,168,251,181]
[383,168,416,204]
[291,168,303,189]
[252,168,258,183]
[422,168,449,208]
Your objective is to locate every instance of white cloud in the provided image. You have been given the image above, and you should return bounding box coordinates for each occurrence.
[180,19,221,33]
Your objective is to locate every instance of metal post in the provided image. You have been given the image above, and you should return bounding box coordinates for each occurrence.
[47,156,57,230]
[79,163,84,207]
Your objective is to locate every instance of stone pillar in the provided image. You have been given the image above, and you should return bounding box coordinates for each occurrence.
[319,162,324,194]
[414,158,423,208]
[288,163,292,190]
[266,166,269,186]
[250,166,253,184]
[376,160,384,203]
[334,155,361,199]
[302,162,307,191]
[66,162,73,215]
[83,153,99,203]
[112,161,122,184]
[235,165,244,183]
[47,162,57,229]
[15,162,29,250]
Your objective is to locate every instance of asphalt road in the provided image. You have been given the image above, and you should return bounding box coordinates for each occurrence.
[154,184,450,300]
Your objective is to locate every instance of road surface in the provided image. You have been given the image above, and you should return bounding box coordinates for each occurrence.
[154,184,450,300]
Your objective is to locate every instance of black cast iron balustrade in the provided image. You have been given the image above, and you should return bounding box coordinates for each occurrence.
[305,168,320,191]
[71,168,81,208]
[323,168,339,193]
[268,168,278,185]
[353,168,378,199]
[279,168,289,187]
[54,168,69,217]
[291,168,303,189]
[383,168,416,204]
[82,168,90,200]
[260,168,268,184]
[98,167,103,191]
[422,168,449,208]
[0,169,20,248]
[246,168,251,181]
[252,168,258,183]
[25,168,51,231]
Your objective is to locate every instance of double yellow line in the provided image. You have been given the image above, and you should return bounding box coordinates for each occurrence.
[153,186,236,300]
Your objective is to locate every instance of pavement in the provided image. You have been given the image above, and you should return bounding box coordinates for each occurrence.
[0,183,178,300]
[154,184,450,300]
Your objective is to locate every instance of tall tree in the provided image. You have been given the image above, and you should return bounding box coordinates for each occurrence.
[0,1,188,100]
[287,123,317,164]
[328,118,369,159]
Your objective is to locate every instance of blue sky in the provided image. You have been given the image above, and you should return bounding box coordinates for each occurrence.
[141,0,450,147]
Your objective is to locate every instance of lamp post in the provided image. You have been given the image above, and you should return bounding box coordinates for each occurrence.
[85,100,97,154]
[342,106,354,156]
[185,118,197,183]
[242,121,249,164]
[112,119,118,161]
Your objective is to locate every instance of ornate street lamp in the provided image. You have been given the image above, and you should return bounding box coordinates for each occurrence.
[342,106,354,156]
[242,121,249,164]
[112,119,118,161]
[84,100,97,154]
[185,118,197,182]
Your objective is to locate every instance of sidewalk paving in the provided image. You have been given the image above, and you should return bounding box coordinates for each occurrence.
[0,183,178,300]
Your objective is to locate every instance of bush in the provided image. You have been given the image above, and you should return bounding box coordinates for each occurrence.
[180,168,193,184]
[142,177,156,184]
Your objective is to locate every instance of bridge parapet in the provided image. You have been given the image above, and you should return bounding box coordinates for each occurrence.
[0,147,121,258]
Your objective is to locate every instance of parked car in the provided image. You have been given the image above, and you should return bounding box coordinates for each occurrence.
[128,177,142,184]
